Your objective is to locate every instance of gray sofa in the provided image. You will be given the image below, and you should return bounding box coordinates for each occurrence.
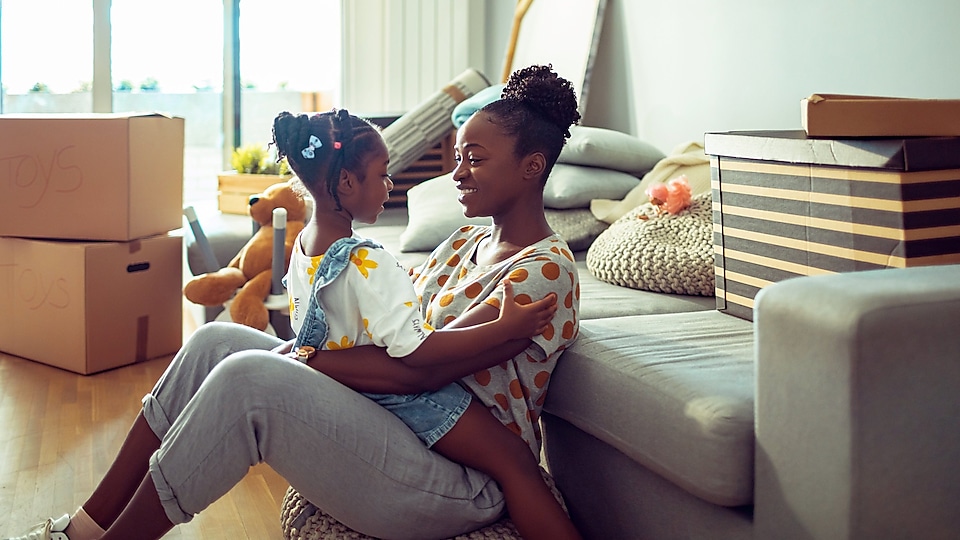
[544,263,960,540]
[366,208,960,540]
[185,206,960,540]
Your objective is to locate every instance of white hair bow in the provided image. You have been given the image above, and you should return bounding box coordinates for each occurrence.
[301,135,322,159]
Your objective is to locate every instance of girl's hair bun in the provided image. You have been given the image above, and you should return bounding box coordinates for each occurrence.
[500,64,580,137]
[271,109,380,211]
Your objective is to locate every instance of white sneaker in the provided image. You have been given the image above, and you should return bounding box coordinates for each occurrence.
[4,514,70,540]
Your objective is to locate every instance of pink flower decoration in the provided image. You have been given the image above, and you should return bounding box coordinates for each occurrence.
[645,175,693,215]
[645,183,668,206]
[664,175,693,214]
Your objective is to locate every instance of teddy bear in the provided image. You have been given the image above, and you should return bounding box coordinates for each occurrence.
[184,179,307,331]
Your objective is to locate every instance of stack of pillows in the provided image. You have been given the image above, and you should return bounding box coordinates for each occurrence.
[399,125,666,253]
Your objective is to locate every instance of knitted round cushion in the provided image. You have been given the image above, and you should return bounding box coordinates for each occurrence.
[280,468,566,540]
[585,191,714,296]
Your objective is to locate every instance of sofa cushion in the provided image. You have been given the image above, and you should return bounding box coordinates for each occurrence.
[574,255,715,320]
[544,310,755,507]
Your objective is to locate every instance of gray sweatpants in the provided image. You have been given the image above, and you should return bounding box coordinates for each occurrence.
[140,322,505,540]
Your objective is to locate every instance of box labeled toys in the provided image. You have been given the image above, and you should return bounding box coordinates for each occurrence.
[0,113,184,241]
[705,130,960,321]
[0,233,183,374]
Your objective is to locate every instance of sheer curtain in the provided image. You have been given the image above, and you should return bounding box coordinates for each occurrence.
[340,0,487,114]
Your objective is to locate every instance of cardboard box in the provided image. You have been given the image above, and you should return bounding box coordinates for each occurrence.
[0,113,185,241]
[705,130,960,321]
[802,94,960,137]
[0,233,183,374]
[217,173,292,215]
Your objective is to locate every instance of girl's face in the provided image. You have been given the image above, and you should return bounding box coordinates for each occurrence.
[349,136,392,224]
[452,112,524,218]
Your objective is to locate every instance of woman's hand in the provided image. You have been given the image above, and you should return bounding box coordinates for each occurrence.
[496,279,557,340]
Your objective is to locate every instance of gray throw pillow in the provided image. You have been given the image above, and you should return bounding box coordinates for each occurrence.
[558,125,665,175]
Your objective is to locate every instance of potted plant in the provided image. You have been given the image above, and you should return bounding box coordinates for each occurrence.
[217,143,293,214]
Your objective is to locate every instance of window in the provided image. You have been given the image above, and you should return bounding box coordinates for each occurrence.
[237,1,340,149]
[1,0,94,112]
[111,0,224,205]
[0,0,341,207]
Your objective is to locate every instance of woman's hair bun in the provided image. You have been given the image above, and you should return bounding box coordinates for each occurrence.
[500,64,580,136]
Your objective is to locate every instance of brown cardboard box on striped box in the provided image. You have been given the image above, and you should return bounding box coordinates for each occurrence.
[704,130,960,321]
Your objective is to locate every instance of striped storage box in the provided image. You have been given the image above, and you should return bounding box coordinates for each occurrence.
[705,130,960,321]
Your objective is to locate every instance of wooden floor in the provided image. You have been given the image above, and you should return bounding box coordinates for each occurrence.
[0,305,290,539]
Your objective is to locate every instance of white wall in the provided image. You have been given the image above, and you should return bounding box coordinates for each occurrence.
[483,2,513,84]
[483,0,960,154]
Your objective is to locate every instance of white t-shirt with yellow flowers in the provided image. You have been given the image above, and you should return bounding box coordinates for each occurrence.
[286,232,433,358]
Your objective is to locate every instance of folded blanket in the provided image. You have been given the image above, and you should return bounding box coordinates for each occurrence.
[451,84,505,127]
[589,141,711,224]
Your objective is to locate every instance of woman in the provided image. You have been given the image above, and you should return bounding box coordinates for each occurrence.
[5,64,581,540]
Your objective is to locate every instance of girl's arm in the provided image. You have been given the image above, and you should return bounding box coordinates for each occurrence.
[398,279,556,367]
[300,281,554,394]
[298,282,556,394]
[304,338,532,394]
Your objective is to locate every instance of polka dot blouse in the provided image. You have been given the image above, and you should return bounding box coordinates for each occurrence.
[411,225,580,454]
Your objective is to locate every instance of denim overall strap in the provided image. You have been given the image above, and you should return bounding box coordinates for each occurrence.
[293,237,382,356]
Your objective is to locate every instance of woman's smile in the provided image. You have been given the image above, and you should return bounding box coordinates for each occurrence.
[457,186,478,203]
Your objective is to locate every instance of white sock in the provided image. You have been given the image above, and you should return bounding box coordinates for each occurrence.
[63,507,106,540]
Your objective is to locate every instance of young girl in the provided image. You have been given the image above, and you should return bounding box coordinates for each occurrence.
[4,65,581,540]
[270,104,581,540]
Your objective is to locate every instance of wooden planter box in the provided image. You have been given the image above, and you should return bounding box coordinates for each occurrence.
[217,173,293,215]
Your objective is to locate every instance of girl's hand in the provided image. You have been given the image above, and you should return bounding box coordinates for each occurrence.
[272,339,295,356]
[496,279,558,340]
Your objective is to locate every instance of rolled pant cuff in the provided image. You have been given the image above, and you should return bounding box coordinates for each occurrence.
[141,393,172,441]
[149,451,194,525]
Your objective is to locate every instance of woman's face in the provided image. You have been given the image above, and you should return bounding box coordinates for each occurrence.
[452,112,524,218]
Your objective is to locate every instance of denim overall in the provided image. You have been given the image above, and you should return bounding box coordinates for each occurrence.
[291,236,381,354]
[292,236,471,447]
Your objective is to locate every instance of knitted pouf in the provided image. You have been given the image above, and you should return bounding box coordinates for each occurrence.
[280,468,566,540]
[586,191,714,296]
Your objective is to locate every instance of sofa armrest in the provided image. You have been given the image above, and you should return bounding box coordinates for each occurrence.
[753,265,960,540]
